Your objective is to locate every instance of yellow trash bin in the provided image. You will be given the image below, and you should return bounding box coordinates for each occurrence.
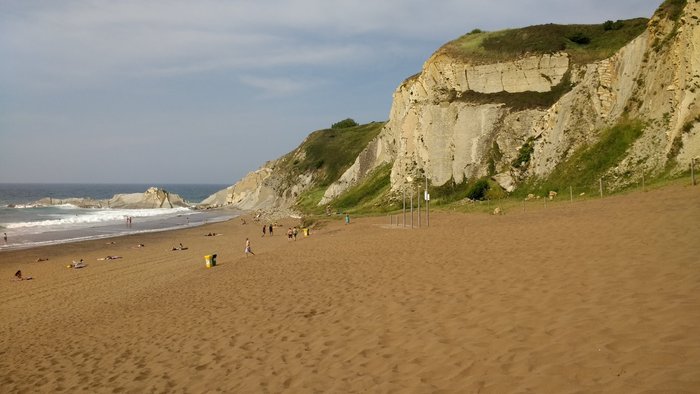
[303,228,309,237]
[204,255,213,268]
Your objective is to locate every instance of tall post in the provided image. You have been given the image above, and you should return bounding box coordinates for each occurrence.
[403,188,406,227]
[692,158,696,186]
[599,178,603,198]
[410,189,414,229]
[418,187,421,228]
[642,171,646,191]
[425,176,430,228]
[569,185,573,203]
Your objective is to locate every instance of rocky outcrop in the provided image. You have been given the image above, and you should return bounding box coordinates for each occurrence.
[108,187,189,209]
[198,158,313,218]
[34,187,189,209]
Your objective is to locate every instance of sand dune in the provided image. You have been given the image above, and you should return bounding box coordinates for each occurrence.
[1,184,699,392]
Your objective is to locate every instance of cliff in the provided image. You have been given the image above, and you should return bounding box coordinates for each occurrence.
[324,0,699,197]
[207,0,700,213]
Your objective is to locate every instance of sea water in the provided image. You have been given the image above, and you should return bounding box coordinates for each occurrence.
[0,183,236,250]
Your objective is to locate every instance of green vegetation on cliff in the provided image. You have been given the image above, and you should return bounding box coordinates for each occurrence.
[517,118,647,196]
[442,18,648,65]
[283,121,384,187]
[289,121,385,214]
[655,0,687,22]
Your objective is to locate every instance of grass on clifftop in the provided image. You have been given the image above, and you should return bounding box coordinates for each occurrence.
[442,18,648,65]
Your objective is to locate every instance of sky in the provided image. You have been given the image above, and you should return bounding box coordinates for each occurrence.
[0,0,661,185]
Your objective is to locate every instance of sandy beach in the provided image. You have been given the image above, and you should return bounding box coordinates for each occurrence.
[1,184,699,393]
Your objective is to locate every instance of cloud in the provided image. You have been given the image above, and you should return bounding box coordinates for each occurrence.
[238,75,319,98]
[0,0,659,91]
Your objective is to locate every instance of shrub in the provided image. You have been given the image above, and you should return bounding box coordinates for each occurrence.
[568,32,591,45]
[512,137,536,169]
[603,20,625,31]
[466,178,490,200]
[331,118,358,129]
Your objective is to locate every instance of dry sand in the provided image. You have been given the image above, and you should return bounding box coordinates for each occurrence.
[1,184,699,393]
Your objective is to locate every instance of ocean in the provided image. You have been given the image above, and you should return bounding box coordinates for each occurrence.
[0,183,236,251]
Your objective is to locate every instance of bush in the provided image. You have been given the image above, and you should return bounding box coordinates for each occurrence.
[568,32,591,45]
[603,20,625,31]
[331,118,358,129]
[512,137,536,169]
[466,178,490,200]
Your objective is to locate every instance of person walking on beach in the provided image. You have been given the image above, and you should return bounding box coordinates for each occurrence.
[293,227,298,241]
[3,232,7,243]
[262,224,266,237]
[245,238,255,257]
[269,224,273,236]
[345,213,350,225]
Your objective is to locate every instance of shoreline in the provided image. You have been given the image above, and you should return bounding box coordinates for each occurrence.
[0,205,241,253]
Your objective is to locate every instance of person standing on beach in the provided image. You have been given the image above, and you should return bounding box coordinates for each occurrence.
[345,213,350,224]
[3,233,7,243]
[269,224,273,236]
[262,225,266,237]
[245,238,255,257]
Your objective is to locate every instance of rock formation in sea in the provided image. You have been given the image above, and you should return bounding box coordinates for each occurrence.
[34,187,189,209]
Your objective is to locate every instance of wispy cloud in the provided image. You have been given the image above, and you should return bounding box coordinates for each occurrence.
[0,0,659,91]
[239,75,321,98]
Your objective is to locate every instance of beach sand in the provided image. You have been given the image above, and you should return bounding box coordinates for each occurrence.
[1,184,699,393]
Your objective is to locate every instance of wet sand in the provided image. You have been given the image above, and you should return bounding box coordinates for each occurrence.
[1,184,699,392]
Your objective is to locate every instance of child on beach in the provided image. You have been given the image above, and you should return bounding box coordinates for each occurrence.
[245,238,255,257]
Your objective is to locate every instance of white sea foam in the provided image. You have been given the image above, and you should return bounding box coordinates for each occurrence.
[4,207,192,229]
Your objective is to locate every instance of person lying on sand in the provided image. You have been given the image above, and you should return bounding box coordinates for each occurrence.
[205,232,221,237]
[132,243,145,249]
[97,256,122,261]
[35,258,48,262]
[69,259,87,269]
[171,243,188,251]
[14,270,33,281]
[105,241,117,245]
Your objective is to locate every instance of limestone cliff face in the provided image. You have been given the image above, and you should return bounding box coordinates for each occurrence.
[326,1,700,196]
[199,146,315,216]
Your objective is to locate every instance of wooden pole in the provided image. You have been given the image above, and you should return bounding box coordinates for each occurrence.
[642,171,646,191]
[599,178,603,198]
[692,158,696,186]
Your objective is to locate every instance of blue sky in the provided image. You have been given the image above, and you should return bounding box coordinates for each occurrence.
[0,0,660,184]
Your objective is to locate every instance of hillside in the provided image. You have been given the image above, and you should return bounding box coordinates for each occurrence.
[204,0,699,217]
[200,121,384,216]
